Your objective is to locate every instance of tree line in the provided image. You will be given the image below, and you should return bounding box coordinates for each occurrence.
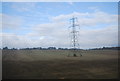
[2,47,69,50]
[2,46,120,50]
[90,46,120,50]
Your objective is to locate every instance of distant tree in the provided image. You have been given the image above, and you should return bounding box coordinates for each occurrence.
[11,48,17,50]
[33,47,37,50]
[118,47,120,50]
[58,48,68,50]
[64,48,68,50]
[38,47,42,50]
[103,47,106,49]
[48,47,56,50]
[58,48,63,50]
[3,47,8,50]
[25,48,30,50]
[20,48,30,50]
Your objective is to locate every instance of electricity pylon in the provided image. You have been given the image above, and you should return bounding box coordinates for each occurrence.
[68,17,82,57]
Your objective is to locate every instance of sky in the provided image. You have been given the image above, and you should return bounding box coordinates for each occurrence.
[1,2,118,49]
[1,0,120,2]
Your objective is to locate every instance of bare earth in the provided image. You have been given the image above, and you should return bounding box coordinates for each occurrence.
[2,50,118,79]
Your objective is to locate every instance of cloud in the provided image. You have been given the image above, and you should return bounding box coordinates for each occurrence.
[52,11,117,27]
[11,3,36,12]
[1,25,118,49]
[78,25,118,48]
[1,13,23,30]
[1,32,69,48]
[1,33,40,48]
[88,6,100,12]
[68,2,74,5]
[51,12,89,22]
[1,11,118,49]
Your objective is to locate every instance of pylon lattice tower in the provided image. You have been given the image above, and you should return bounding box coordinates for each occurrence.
[68,17,82,57]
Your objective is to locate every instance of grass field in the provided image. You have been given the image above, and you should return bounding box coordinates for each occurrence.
[2,50,118,79]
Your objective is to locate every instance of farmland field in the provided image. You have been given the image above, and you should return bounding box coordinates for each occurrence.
[2,50,119,79]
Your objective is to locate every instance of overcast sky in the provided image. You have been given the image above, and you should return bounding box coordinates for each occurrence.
[1,2,118,49]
